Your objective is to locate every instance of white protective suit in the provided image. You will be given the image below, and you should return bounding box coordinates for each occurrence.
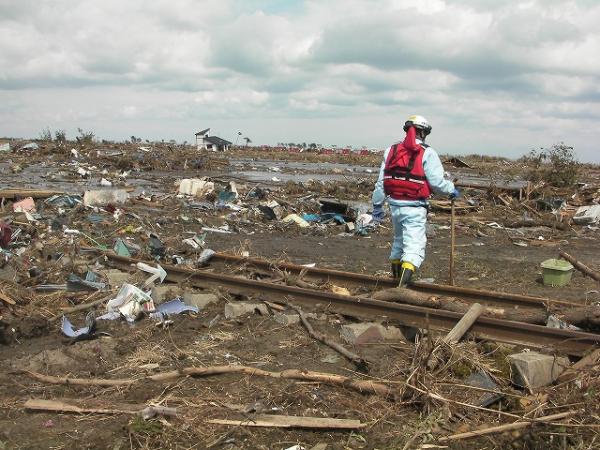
[372,139,455,268]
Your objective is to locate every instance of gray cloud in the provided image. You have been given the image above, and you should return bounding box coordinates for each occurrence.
[0,0,600,161]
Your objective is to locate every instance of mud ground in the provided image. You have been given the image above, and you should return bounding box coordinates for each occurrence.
[0,143,599,449]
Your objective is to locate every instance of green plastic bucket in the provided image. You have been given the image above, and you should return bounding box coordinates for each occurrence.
[540,258,573,287]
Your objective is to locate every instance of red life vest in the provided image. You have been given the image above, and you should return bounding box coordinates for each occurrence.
[383,126,432,201]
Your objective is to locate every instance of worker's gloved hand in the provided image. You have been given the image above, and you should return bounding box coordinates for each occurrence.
[449,188,460,200]
[372,204,385,223]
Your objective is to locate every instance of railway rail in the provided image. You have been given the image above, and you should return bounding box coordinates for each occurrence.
[100,252,600,356]
[210,253,578,309]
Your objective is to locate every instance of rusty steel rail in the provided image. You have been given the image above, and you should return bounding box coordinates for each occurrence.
[101,253,600,356]
[210,253,578,309]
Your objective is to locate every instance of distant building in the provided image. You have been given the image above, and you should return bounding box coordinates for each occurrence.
[195,128,232,152]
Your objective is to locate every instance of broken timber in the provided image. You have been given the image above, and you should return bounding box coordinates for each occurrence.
[0,189,66,199]
[99,252,600,356]
[503,219,568,231]
[289,304,369,372]
[0,291,16,305]
[428,303,485,370]
[443,303,484,345]
[24,366,396,398]
[207,414,364,430]
[454,180,529,200]
[25,399,140,415]
[438,410,581,442]
[372,288,547,324]
[559,250,600,282]
[24,398,177,418]
[207,250,580,309]
[557,348,600,383]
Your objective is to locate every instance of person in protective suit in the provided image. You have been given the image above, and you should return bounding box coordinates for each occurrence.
[371,114,459,286]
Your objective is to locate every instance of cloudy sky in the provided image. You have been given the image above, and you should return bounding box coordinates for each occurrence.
[1,0,600,161]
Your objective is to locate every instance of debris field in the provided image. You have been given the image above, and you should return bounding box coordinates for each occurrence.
[0,139,600,449]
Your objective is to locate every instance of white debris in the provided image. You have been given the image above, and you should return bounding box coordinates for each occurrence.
[283,214,310,228]
[179,178,214,197]
[573,205,600,225]
[83,189,129,207]
[77,167,91,178]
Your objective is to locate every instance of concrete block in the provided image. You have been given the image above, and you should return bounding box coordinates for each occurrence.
[105,269,130,288]
[273,312,301,326]
[183,292,219,309]
[273,312,318,326]
[508,351,569,390]
[151,285,182,304]
[225,302,269,319]
[340,323,407,345]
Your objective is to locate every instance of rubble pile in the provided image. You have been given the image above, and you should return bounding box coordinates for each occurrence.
[0,140,599,449]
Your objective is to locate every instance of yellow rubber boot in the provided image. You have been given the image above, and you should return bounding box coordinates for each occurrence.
[399,261,415,287]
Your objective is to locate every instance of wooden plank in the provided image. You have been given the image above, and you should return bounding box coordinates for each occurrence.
[559,250,600,282]
[557,348,600,383]
[24,399,137,415]
[443,303,484,345]
[438,410,580,442]
[0,291,16,305]
[0,189,66,199]
[207,414,364,429]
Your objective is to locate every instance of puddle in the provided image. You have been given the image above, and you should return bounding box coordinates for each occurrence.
[0,162,163,195]
[229,158,378,174]
[228,170,374,183]
[0,159,527,192]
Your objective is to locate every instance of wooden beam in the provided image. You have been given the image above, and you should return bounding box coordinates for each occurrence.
[438,410,580,442]
[207,414,364,429]
[0,189,66,199]
[0,291,16,305]
[24,399,138,415]
[559,250,600,282]
[557,348,600,383]
[443,303,484,345]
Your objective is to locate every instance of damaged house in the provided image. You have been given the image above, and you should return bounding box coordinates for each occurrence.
[195,128,232,152]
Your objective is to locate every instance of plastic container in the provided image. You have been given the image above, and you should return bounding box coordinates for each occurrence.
[178,178,214,197]
[83,189,129,207]
[540,259,573,287]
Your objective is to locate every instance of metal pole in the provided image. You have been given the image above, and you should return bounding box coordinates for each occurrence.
[449,198,456,286]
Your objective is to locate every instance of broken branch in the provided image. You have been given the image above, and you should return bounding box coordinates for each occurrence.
[557,348,600,383]
[373,288,547,324]
[559,250,600,282]
[24,365,396,398]
[427,303,485,370]
[438,410,581,442]
[443,302,484,345]
[289,304,369,372]
[0,290,16,305]
[49,291,116,322]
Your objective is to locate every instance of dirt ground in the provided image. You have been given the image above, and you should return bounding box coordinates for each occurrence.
[0,142,599,449]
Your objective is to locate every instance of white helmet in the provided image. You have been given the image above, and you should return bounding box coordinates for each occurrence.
[403,114,432,136]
